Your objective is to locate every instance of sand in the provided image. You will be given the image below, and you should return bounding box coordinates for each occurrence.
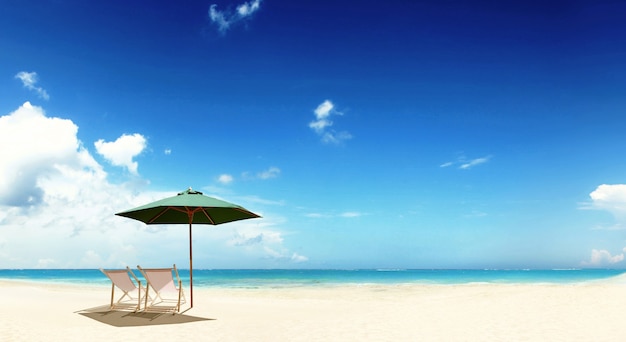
[2,278,626,341]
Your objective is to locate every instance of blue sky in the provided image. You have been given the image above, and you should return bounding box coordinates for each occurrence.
[1,0,626,269]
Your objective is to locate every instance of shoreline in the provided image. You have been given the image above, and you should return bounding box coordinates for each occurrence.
[1,268,624,289]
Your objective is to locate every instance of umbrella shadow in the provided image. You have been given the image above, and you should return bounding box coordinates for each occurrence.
[77,305,214,327]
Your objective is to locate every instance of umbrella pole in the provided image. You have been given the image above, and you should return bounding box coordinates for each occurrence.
[189,220,194,308]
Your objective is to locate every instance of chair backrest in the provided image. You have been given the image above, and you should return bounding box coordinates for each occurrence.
[141,268,178,292]
[101,269,138,292]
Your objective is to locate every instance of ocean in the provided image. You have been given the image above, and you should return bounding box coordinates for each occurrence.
[0,269,624,288]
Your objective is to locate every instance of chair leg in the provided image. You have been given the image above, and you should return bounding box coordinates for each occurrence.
[110,284,115,309]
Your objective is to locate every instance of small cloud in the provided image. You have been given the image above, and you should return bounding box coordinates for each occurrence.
[460,156,491,169]
[164,149,172,155]
[15,71,50,100]
[258,167,280,180]
[464,210,488,218]
[263,247,309,264]
[309,100,352,144]
[341,212,362,218]
[591,223,626,231]
[237,0,261,16]
[209,0,262,34]
[241,167,281,181]
[230,232,263,246]
[291,253,308,263]
[229,229,283,247]
[441,154,492,170]
[307,212,363,219]
[94,133,146,175]
[581,248,626,267]
[36,258,56,268]
[218,174,234,185]
[305,213,327,218]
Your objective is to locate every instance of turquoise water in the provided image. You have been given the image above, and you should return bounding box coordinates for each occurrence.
[0,269,624,288]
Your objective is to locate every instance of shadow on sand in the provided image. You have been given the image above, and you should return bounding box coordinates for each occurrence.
[77,305,214,327]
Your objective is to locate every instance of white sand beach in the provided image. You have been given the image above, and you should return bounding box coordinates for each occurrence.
[2,278,626,342]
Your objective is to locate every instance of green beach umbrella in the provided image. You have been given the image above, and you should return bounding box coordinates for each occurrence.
[115,187,261,308]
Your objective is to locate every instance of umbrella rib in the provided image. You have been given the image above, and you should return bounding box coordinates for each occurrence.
[147,206,190,224]
[147,207,171,224]
[196,207,215,224]
[233,207,261,218]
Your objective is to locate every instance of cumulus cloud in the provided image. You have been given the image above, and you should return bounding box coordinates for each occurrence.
[587,184,626,219]
[582,248,626,267]
[0,102,139,267]
[94,133,146,175]
[15,71,50,100]
[0,102,81,206]
[0,102,295,269]
[209,0,262,34]
[309,100,352,144]
[441,155,492,170]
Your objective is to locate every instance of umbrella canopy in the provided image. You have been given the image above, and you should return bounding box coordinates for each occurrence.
[115,188,260,308]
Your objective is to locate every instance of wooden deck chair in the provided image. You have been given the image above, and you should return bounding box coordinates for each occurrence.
[99,266,146,312]
[137,264,186,314]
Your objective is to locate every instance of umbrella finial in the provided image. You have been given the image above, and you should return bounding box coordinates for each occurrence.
[179,187,203,195]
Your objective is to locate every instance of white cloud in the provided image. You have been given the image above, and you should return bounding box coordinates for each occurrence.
[263,247,309,263]
[241,167,281,181]
[164,149,172,155]
[591,223,626,231]
[582,184,626,232]
[291,252,308,263]
[305,213,328,218]
[340,212,363,218]
[218,174,234,184]
[314,100,333,119]
[0,102,81,206]
[15,71,50,100]
[258,167,280,180]
[321,131,353,144]
[237,0,261,16]
[582,248,626,267]
[94,133,146,175]
[464,210,488,218]
[0,102,294,269]
[309,100,352,144]
[460,156,491,169]
[441,155,492,170]
[209,0,262,34]
[229,230,282,246]
[588,184,626,220]
[307,211,363,219]
[226,225,308,264]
